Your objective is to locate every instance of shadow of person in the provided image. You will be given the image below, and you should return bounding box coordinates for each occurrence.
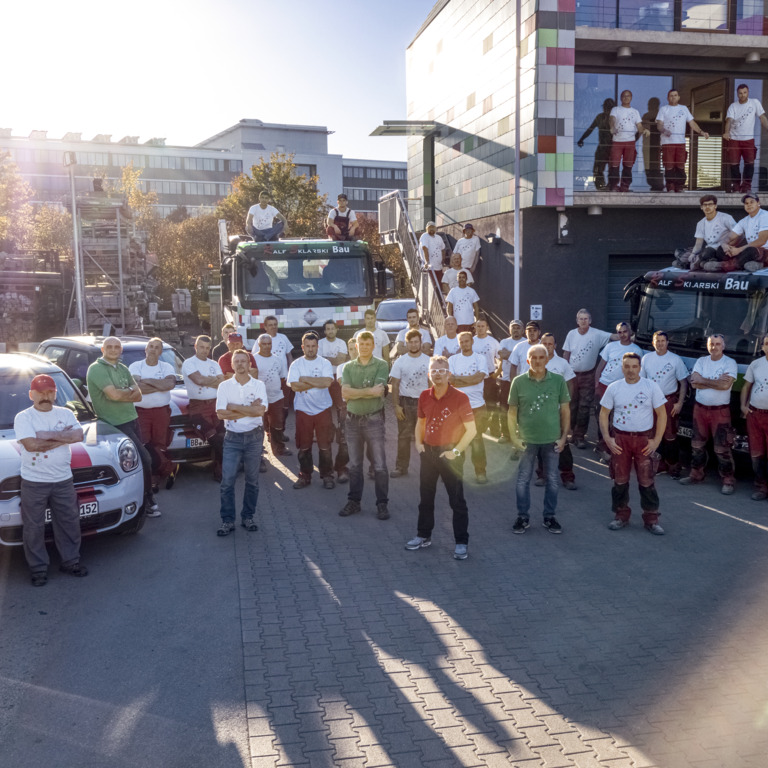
[577,98,616,190]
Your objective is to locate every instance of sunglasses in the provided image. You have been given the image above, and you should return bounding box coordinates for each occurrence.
[430,368,450,375]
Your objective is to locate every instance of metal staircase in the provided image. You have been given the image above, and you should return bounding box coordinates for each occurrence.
[378,191,446,338]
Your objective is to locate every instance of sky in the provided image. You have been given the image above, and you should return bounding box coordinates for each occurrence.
[3,0,437,162]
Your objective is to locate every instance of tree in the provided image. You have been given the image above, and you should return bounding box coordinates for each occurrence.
[0,152,33,249]
[31,204,73,259]
[166,206,189,223]
[217,153,328,238]
[112,162,157,227]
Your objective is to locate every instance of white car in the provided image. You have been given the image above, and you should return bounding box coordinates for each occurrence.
[0,354,146,547]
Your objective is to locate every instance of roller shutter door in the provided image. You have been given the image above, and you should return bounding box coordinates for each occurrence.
[607,254,672,330]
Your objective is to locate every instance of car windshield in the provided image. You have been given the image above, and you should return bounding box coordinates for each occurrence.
[376,303,415,321]
[0,370,92,430]
[119,348,184,376]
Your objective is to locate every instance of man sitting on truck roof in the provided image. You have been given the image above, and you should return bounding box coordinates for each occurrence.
[246,191,288,242]
[677,195,736,271]
[719,193,768,272]
[326,194,359,242]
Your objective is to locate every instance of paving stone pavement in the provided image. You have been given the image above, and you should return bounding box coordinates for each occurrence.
[231,409,768,768]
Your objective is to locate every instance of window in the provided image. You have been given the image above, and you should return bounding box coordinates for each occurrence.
[295,164,317,178]
[394,169,407,180]
[343,166,365,178]
[111,153,144,168]
[228,160,243,173]
[148,155,182,169]
[682,0,728,29]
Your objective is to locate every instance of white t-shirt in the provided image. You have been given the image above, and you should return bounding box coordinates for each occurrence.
[328,207,357,223]
[287,356,333,415]
[657,104,694,144]
[215,376,267,432]
[640,351,689,396]
[449,352,488,409]
[563,327,613,373]
[732,209,768,244]
[182,355,222,400]
[353,327,390,359]
[694,212,737,247]
[434,334,461,358]
[318,337,348,375]
[396,327,432,349]
[601,378,666,432]
[441,267,474,291]
[248,204,281,230]
[453,235,481,270]
[692,354,738,406]
[510,340,538,376]
[129,359,176,409]
[445,285,480,325]
[419,232,445,271]
[390,353,431,398]
[610,106,642,142]
[726,98,766,140]
[598,342,643,386]
[745,356,768,409]
[472,335,500,375]
[546,354,575,382]
[498,336,522,381]
[255,353,287,404]
[14,405,80,483]
[266,332,293,362]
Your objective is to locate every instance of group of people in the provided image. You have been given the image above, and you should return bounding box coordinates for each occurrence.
[578,84,767,194]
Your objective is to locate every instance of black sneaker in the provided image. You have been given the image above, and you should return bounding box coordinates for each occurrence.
[339,500,361,517]
[512,516,529,534]
[241,517,258,532]
[543,517,562,534]
[217,521,235,536]
[376,502,390,520]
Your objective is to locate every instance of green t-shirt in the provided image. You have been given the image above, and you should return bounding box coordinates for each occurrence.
[86,357,139,426]
[508,370,570,444]
[341,356,389,416]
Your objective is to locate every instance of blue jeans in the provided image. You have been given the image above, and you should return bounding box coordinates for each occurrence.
[248,220,285,242]
[220,427,264,523]
[516,443,559,520]
[346,411,388,504]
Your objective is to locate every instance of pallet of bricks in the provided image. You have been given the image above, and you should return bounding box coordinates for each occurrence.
[0,290,36,346]
[154,311,180,345]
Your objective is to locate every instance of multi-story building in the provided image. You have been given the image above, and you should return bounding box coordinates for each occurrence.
[0,120,406,221]
[385,0,768,337]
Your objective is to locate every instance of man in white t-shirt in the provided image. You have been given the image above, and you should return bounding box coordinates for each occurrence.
[351,309,390,362]
[420,221,446,284]
[393,307,433,359]
[215,349,268,537]
[319,320,350,483]
[741,334,768,500]
[390,330,431,478]
[679,334,738,493]
[656,88,709,193]
[14,374,87,586]
[441,253,475,294]
[246,190,288,242]
[326,193,358,242]
[263,315,294,422]
[472,318,501,437]
[719,193,768,271]
[640,330,689,479]
[724,84,768,193]
[446,271,480,333]
[684,195,736,270]
[255,333,290,461]
[495,320,525,443]
[434,316,461,361]
[600,353,667,534]
[608,90,650,192]
[182,335,226,481]
[562,308,617,449]
[508,321,542,378]
[453,223,481,272]
[288,333,335,490]
[449,332,490,483]
[129,337,177,498]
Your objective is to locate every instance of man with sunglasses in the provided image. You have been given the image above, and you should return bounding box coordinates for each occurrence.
[405,356,477,560]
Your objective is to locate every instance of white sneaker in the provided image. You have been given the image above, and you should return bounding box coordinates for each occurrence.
[405,536,431,550]
[146,503,161,518]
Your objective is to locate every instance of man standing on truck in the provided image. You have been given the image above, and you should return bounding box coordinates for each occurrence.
[723,84,768,193]
[679,334,738,494]
[740,334,768,501]
[720,193,768,271]
[246,191,288,242]
[326,193,359,242]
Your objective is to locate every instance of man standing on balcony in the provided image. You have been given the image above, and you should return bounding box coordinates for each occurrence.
[724,84,768,193]
[609,90,650,193]
[420,221,446,285]
[656,89,709,193]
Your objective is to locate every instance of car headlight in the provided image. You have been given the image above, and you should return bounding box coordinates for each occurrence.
[118,438,140,472]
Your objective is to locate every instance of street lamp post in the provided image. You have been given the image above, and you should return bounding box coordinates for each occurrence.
[63,151,85,333]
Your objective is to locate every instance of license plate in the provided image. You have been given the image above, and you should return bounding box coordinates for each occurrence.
[45,500,99,523]
[186,437,208,448]
[677,426,694,438]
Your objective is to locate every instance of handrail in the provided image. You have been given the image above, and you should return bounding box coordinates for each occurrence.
[378,190,446,339]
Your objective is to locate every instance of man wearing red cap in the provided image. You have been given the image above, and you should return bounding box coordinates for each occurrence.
[14,374,88,586]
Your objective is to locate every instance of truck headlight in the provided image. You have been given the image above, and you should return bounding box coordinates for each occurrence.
[118,439,140,472]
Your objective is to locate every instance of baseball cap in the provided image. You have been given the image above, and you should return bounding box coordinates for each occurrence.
[462,223,474,231]
[426,220,436,228]
[526,321,541,330]
[228,333,243,342]
[510,319,524,328]
[742,192,760,203]
[30,374,57,392]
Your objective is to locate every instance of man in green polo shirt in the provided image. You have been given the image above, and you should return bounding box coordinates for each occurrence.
[339,331,391,520]
[508,343,570,534]
[86,336,158,515]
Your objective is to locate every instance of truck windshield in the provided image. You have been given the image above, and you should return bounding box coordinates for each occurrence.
[638,286,768,357]
[241,256,370,302]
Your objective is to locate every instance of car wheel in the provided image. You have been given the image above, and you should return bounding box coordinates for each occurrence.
[116,507,147,536]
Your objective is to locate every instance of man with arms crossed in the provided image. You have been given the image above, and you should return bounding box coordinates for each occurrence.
[741,334,768,501]
[405,356,477,560]
[255,333,291,464]
[318,320,350,484]
[600,353,667,534]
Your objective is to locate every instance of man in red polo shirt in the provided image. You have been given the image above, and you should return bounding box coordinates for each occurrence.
[404,355,477,560]
[218,333,258,378]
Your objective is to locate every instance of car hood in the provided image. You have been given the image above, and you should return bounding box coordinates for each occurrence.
[377,320,408,333]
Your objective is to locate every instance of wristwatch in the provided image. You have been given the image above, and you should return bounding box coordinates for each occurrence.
[452,448,461,457]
